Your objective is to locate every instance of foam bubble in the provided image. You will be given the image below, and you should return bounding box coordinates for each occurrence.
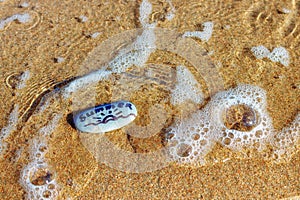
[170,65,204,105]
[208,84,274,151]
[182,21,214,42]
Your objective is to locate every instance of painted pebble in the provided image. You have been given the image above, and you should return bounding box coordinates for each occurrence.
[74,100,137,133]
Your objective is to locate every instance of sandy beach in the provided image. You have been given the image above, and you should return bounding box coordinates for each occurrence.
[0,0,299,199]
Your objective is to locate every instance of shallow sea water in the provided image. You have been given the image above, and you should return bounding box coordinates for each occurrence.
[0,0,299,199]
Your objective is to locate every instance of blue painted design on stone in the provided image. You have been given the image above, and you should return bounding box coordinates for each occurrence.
[125,103,133,110]
[118,102,124,108]
[74,100,137,133]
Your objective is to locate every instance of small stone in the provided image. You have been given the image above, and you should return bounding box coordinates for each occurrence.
[30,167,53,186]
[222,104,258,132]
[74,101,137,133]
[78,15,88,23]
[54,57,64,63]
[90,32,101,39]
[19,2,29,8]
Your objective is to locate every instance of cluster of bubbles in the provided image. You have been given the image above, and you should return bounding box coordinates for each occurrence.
[20,138,59,200]
[167,84,298,164]
[251,45,290,66]
[272,114,299,161]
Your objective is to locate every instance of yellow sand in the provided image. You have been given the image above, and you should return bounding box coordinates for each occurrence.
[0,0,299,199]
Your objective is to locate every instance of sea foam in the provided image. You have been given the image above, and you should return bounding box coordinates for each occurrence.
[272,114,300,162]
[0,105,19,154]
[183,21,214,42]
[20,114,61,199]
[251,45,290,66]
[20,138,60,200]
[167,84,276,164]
[170,65,204,105]
[0,13,31,30]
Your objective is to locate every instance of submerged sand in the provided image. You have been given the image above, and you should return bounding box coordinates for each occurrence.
[0,0,299,199]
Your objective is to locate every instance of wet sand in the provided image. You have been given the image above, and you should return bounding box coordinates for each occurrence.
[0,0,299,199]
